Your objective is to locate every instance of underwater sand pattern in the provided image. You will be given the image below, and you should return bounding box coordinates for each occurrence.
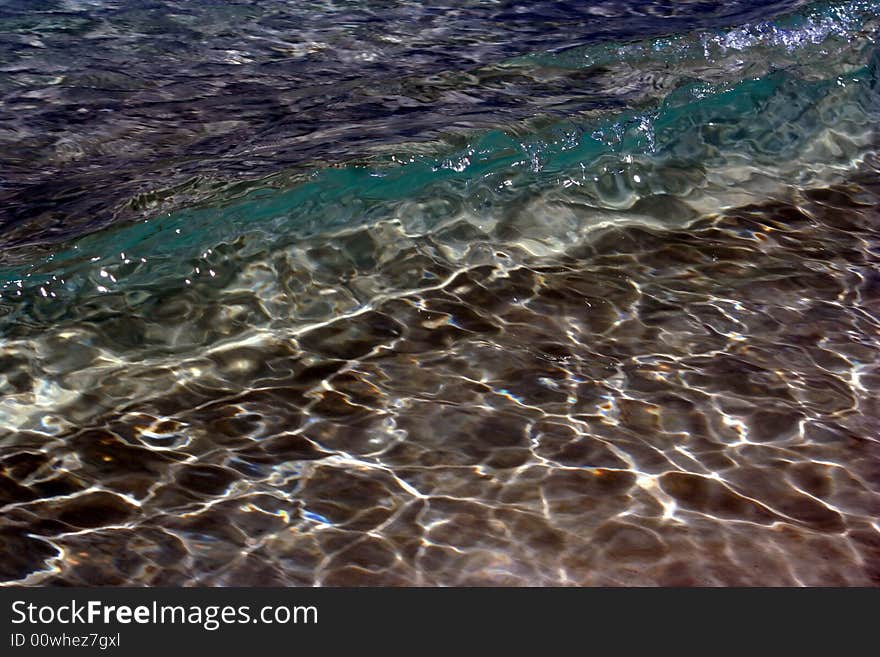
[3,176,880,585]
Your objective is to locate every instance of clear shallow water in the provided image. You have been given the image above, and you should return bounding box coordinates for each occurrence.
[1,0,880,586]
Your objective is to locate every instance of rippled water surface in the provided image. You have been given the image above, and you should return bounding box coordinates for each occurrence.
[2,0,880,586]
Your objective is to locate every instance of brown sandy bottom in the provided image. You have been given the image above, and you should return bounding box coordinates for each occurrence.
[2,175,880,586]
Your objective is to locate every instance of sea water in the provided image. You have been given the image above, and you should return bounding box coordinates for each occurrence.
[1,0,879,586]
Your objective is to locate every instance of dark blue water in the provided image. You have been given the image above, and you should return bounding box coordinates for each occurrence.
[1,0,807,248]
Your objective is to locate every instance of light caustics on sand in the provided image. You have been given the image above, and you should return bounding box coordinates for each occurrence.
[1,0,880,586]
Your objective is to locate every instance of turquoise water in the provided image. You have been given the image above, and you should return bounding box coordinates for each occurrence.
[3,1,879,304]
